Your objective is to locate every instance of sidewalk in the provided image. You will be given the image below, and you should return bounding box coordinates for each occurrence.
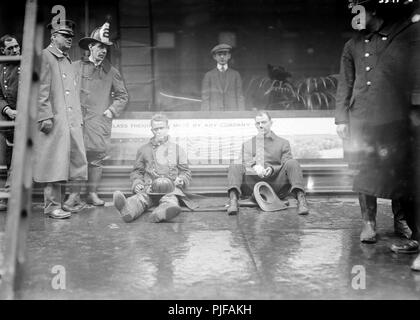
[1,196,419,299]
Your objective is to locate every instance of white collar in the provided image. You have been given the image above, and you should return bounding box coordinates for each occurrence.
[217,63,228,72]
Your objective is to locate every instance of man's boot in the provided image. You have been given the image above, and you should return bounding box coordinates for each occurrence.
[151,202,182,223]
[359,193,377,243]
[412,254,420,271]
[113,191,146,223]
[295,189,309,215]
[87,167,105,206]
[63,184,85,213]
[227,189,239,215]
[392,199,413,239]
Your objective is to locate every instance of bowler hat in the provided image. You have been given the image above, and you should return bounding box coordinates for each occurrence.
[253,181,288,212]
[79,22,113,50]
[211,43,232,55]
[47,19,76,37]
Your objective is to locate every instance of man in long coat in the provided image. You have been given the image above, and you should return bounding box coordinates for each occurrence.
[33,20,88,219]
[113,113,193,223]
[335,1,420,245]
[63,22,128,211]
[0,34,20,211]
[201,43,245,111]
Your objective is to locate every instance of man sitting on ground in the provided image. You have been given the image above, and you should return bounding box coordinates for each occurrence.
[113,113,192,223]
[226,111,309,215]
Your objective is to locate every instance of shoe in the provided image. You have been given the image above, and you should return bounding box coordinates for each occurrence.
[296,190,309,215]
[151,203,181,223]
[360,221,377,243]
[87,192,105,206]
[113,191,139,223]
[0,200,7,211]
[48,209,71,219]
[390,240,419,254]
[411,254,420,271]
[227,198,239,215]
[113,191,126,212]
[63,192,86,213]
[359,193,377,243]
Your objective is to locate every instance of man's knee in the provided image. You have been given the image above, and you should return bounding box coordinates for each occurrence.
[284,159,300,169]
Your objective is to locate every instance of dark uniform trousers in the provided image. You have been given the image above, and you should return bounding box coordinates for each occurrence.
[228,159,305,199]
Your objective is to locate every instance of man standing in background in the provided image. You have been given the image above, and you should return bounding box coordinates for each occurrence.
[201,43,245,111]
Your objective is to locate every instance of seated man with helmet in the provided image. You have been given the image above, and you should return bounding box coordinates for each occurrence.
[226,111,309,216]
[113,113,192,223]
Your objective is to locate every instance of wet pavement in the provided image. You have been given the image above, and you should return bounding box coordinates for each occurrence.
[1,196,420,300]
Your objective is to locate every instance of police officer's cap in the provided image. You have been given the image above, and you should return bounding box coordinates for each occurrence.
[47,19,76,37]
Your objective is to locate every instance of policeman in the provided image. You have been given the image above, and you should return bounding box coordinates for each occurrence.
[0,34,20,211]
[336,0,420,246]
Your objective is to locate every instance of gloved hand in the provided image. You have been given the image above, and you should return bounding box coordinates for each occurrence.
[134,184,145,194]
[103,109,113,119]
[263,166,273,178]
[39,119,53,134]
[253,164,266,178]
[174,177,184,188]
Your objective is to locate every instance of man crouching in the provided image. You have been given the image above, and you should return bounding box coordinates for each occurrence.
[113,113,192,223]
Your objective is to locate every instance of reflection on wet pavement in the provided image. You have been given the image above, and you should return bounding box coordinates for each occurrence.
[1,196,419,299]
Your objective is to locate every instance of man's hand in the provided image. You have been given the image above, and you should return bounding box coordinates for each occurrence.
[103,109,113,119]
[263,166,273,178]
[336,124,349,140]
[39,119,53,134]
[174,177,184,188]
[134,184,145,194]
[253,164,266,178]
[5,108,17,120]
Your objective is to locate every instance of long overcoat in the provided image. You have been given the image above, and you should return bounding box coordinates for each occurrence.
[335,12,420,199]
[73,57,128,153]
[33,45,87,183]
[201,67,245,111]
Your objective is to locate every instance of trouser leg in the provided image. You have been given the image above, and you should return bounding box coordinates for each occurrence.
[227,163,246,196]
[113,191,152,223]
[270,159,305,198]
[392,198,413,240]
[151,194,181,223]
[4,133,13,191]
[86,151,106,206]
[44,182,63,214]
[359,193,377,243]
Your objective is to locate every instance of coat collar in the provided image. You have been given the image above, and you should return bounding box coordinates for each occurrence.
[46,44,72,62]
[81,55,111,73]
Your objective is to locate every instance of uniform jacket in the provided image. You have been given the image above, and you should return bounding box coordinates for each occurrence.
[33,44,87,183]
[130,136,195,208]
[335,11,420,198]
[74,57,128,153]
[242,131,293,176]
[0,62,20,140]
[201,67,245,111]
[0,62,20,120]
